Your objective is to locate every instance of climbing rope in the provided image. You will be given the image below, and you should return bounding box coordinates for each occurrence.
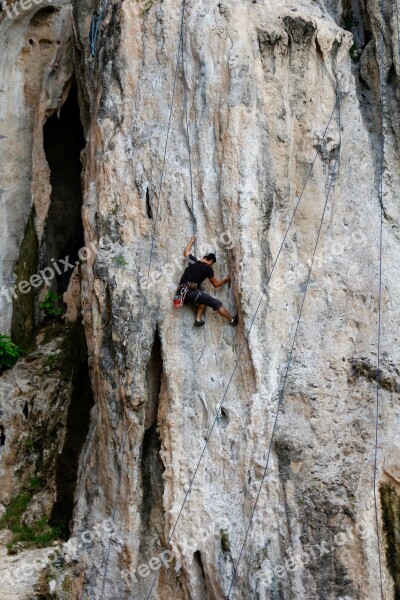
[89,0,109,58]
[96,4,187,599]
[84,4,344,597]
[228,8,387,594]
[180,2,197,253]
[145,91,340,599]
[373,1,386,598]
[311,46,338,91]
[226,93,342,599]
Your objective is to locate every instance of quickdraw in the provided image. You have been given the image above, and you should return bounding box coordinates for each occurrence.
[173,284,189,309]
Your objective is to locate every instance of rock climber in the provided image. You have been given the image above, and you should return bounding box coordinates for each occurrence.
[178,235,238,328]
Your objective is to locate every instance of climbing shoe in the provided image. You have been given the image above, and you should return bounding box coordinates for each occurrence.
[194,320,205,328]
[229,315,239,327]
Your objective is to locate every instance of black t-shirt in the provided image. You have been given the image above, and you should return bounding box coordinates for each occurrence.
[180,254,214,289]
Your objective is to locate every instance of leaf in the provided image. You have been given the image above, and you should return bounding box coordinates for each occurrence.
[0,334,24,372]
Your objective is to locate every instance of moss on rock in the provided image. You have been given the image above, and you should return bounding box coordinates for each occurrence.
[11,208,39,348]
[380,483,400,599]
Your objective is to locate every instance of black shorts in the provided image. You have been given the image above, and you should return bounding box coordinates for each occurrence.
[184,289,222,311]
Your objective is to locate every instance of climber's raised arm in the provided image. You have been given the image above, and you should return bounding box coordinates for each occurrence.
[183,235,196,257]
[209,275,231,289]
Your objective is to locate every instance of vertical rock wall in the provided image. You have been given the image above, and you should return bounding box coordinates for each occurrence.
[68,1,400,599]
[0,0,400,599]
[0,0,76,333]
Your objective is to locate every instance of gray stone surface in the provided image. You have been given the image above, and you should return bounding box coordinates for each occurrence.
[0,0,400,598]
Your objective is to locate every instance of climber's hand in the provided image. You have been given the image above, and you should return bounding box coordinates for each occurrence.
[184,235,197,257]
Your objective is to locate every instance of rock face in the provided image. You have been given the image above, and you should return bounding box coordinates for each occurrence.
[1,0,400,599]
[0,0,77,336]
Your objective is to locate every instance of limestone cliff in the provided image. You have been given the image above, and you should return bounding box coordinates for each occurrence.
[0,0,399,599]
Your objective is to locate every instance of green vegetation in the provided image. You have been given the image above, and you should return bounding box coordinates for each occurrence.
[39,291,64,318]
[380,484,400,598]
[0,334,24,372]
[0,477,62,552]
[142,0,153,15]
[11,209,39,347]
[112,253,128,268]
[37,322,83,381]
[41,321,66,345]
[42,353,60,371]
[253,540,270,569]
[23,437,35,450]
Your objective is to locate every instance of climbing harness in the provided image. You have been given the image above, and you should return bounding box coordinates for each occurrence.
[173,284,189,308]
[173,281,201,308]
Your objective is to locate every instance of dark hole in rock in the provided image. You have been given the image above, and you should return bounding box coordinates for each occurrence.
[23,401,29,419]
[388,63,397,85]
[193,550,208,596]
[381,483,400,598]
[141,329,164,530]
[50,322,94,538]
[43,83,85,295]
[340,0,372,48]
[136,329,165,598]
[30,6,57,25]
[146,187,153,219]
[0,425,5,446]
[220,528,231,554]
[219,407,229,427]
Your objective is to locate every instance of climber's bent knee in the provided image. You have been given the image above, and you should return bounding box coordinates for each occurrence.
[185,290,222,311]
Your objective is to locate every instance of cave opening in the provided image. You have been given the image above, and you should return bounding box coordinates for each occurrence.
[381,483,400,599]
[340,0,372,48]
[50,322,94,538]
[135,328,166,600]
[146,187,153,219]
[42,83,85,295]
[141,328,164,531]
[193,550,208,598]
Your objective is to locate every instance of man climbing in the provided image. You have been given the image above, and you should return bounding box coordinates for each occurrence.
[178,235,238,327]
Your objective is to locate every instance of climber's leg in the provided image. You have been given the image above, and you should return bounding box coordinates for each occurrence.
[195,304,206,322]
[220,305,238,326]
[192,292,238,327]
[217,305,233,321]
